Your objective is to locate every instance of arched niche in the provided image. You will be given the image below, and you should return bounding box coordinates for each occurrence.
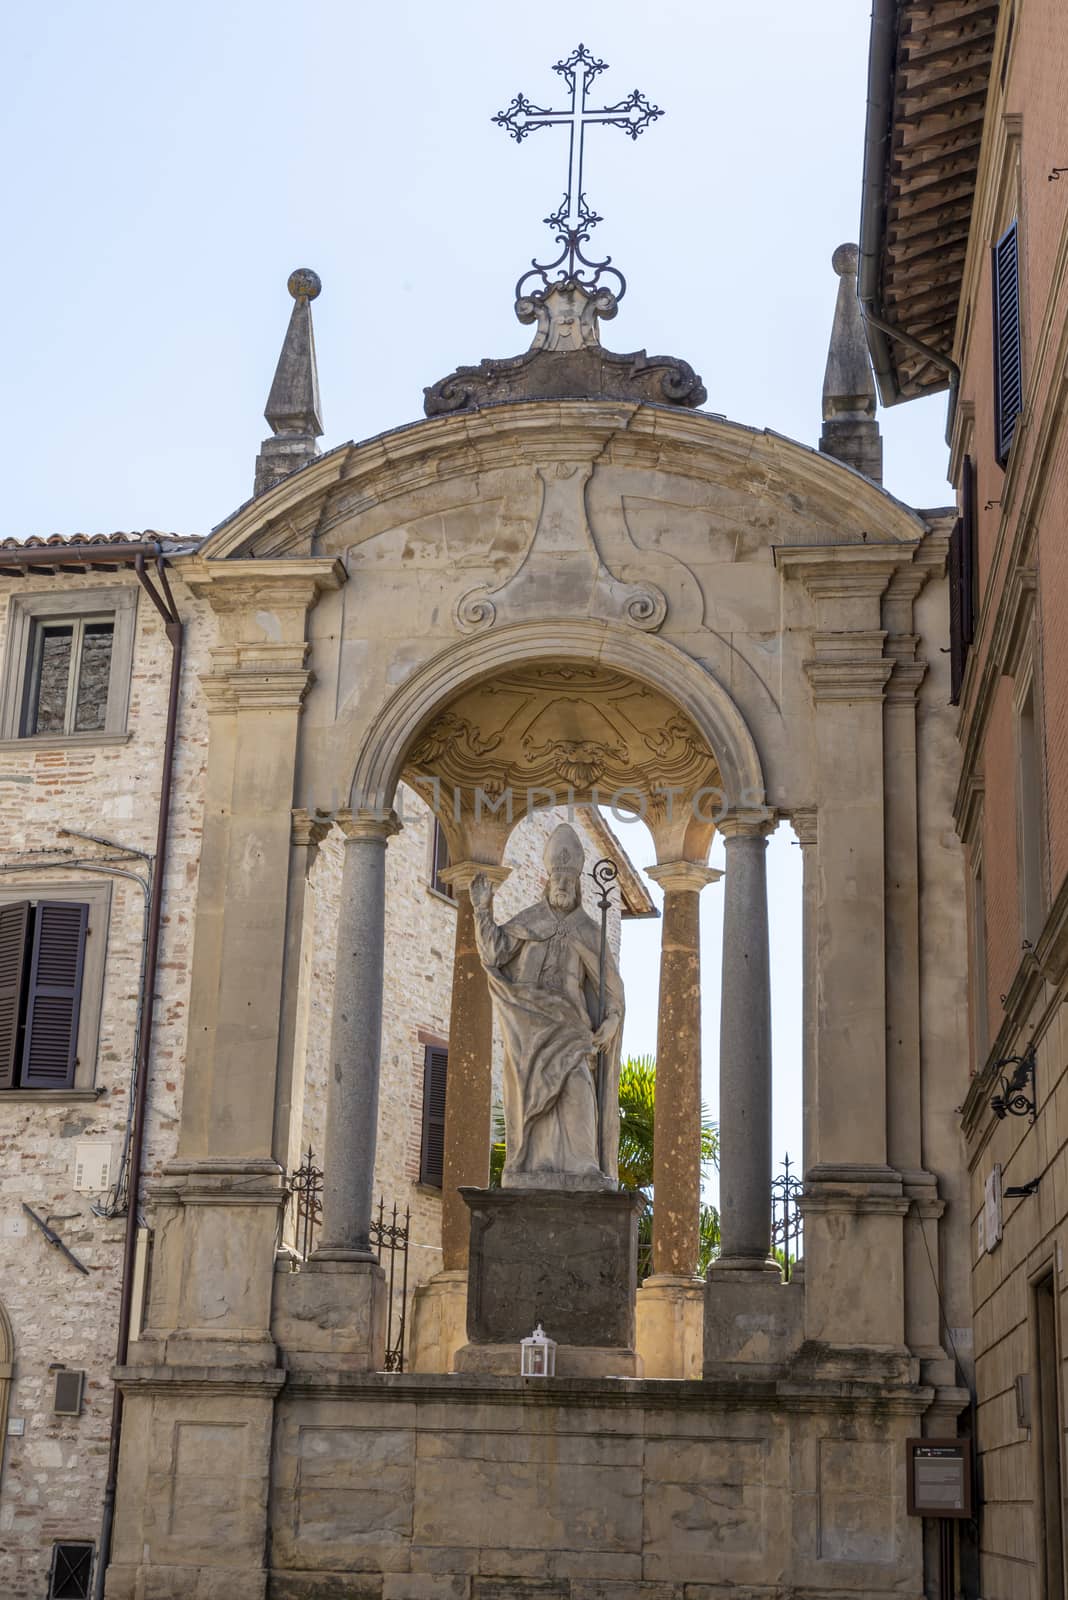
[349,619,766,864]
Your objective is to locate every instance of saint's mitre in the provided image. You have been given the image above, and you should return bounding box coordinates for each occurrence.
[544,822,585,875]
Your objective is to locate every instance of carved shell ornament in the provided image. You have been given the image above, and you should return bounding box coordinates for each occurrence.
[400,666,720,812]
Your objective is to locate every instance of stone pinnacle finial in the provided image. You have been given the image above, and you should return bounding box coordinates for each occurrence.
[253,269,324,498]
[819,243,883,484]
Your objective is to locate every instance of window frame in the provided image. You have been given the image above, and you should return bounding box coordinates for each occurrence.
[0,881,111,1094]
[427,814,456,903]
[23,613,116,737]
[1014,660,1046,946]
[0,586,138,744]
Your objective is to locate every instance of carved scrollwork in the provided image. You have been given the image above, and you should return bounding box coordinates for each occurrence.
[453,588,497,633]
[623,585,668,631]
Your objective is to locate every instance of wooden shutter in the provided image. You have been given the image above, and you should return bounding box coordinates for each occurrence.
[419,1045,448,1188]
[993,221,1022,466]
[21,901,89,1089]
[0,901,31,1089]
[949,518,965,706]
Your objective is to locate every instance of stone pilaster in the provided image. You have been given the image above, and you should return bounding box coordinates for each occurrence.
[437,862,511,1272]
[791,807,818,1185]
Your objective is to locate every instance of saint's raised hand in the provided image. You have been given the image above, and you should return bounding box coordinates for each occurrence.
[469,872,493,911]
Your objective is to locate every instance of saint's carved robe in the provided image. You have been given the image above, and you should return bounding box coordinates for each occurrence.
[474,896,625,1187]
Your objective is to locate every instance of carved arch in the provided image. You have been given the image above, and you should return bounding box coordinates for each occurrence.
[349,620,765,818]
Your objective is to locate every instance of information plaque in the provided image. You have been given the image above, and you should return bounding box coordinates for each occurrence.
[906,1437,973,1519]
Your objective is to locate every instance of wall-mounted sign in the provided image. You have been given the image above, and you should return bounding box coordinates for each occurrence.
[906,1438,973,1519]
[984,1164,1003,1253]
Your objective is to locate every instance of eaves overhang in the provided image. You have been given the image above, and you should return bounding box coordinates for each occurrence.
[858,0,999,406]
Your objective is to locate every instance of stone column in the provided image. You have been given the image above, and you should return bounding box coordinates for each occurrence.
[315,810,400,1260]
[791,808,818,1186]
[713,816,776,1273]
[645,861,721,1276]
[437,862,510,1272]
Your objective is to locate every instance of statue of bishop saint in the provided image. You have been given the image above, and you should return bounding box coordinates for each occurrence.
[470,823,625,1190]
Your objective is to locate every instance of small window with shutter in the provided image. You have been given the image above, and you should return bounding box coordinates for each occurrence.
[993,220,1023,466]
[419,1044,448,1188]
[0,899,90,1091]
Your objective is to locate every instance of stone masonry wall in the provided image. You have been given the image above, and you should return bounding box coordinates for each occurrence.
[0,567,628,1597]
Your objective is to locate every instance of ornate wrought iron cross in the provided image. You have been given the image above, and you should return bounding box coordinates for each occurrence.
[494,45,663,295]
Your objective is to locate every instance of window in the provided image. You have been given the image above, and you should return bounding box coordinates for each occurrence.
[24,616,114,734]
[0,586,137,742]
[429,816,455,900]
[993,220,1022,466]
[0,900,88,1090]
[48,1542,94,1600]
[419,1043,448,1187]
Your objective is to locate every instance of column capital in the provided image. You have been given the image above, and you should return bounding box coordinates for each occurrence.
[645,860,723,894]
[334,808,402,842]
[716,810,776,842]
[291,807,333,851]
[439,861,512,894]
[790,807,818,847]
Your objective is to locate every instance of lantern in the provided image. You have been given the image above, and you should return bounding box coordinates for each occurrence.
[520,1323,556,1377]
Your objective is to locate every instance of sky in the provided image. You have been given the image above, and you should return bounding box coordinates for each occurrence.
[2,1,956,1195]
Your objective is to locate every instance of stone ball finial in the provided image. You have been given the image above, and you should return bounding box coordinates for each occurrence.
[287,268,322,302]
[832,243,859,277]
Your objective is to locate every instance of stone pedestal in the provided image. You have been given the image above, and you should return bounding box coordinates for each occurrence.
[704,1269,803,1379]
[272,1257,387,1374]
[406,1267,469,1373]
[636,1273,705,1378]
[455,1187,641,1376]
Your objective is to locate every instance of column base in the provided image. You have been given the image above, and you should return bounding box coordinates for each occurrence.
[272,1257,386,1372]
[707,1254,782,1278]
[704,1268,803,1378]
[635,1274,705,1379]
[407,1268,469,1374]
[453,1341,642,1378]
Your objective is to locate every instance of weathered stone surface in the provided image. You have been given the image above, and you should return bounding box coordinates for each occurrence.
[462,1187,641,1348]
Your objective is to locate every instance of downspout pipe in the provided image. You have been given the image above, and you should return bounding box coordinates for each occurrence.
[93,553,183,1600]
[857,0,961,437]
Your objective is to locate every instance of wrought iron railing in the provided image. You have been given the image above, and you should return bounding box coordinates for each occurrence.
[770,1152,804,1281]
[287,1148,410,1371]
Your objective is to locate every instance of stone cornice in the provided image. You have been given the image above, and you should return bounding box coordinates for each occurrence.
[180,555,346,611]
[197,404,927,562]
[774,544,918,596]
[803,658,894,702]
[275,1366,934,1417]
